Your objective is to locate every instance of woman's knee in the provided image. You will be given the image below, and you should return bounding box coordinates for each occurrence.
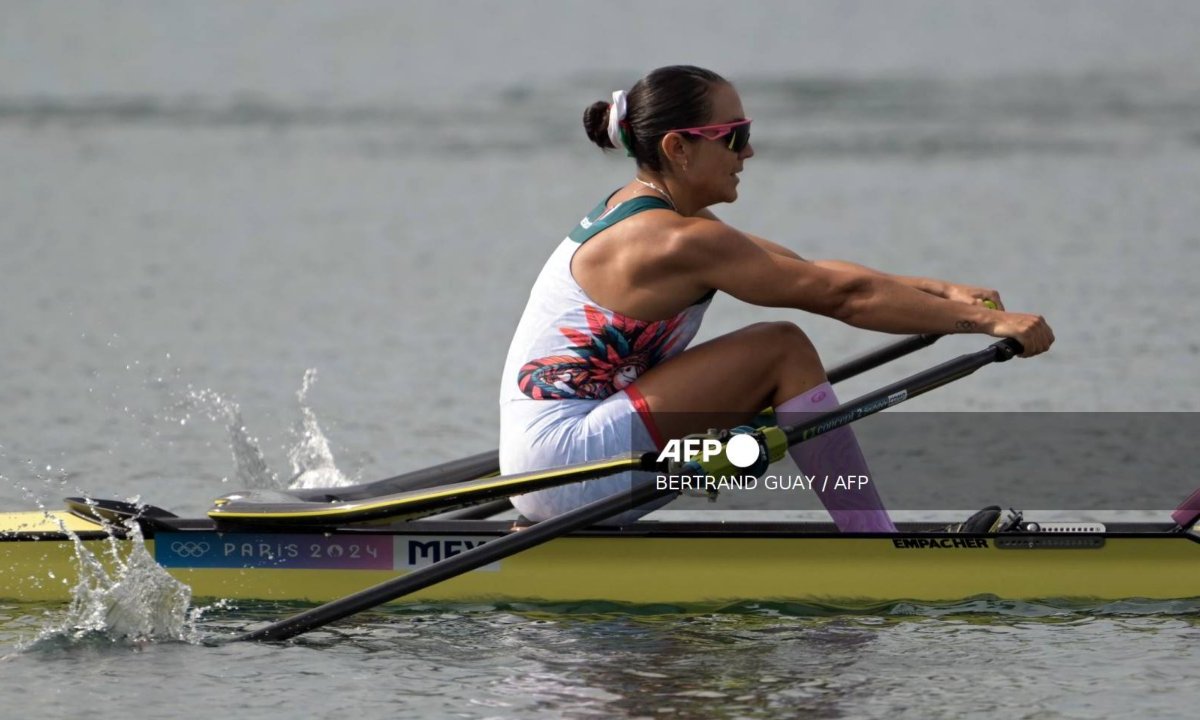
[743,321,822,363]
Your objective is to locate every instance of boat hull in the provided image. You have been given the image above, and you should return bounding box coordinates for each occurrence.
[4,511,1200,606]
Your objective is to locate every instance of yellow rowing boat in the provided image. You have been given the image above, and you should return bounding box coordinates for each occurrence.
[4,506,1198,606]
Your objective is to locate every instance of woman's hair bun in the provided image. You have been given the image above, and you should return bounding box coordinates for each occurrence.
[583,100,616,149]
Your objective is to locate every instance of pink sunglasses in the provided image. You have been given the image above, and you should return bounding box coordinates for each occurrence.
[669,118,752,152]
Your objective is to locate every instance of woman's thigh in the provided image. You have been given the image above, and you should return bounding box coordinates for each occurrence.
[631,321,827,440]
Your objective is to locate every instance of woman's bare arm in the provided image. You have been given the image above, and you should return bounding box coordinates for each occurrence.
[661,218,1052,356]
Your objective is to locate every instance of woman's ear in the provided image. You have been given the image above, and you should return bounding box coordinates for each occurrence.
[659,132,689,173]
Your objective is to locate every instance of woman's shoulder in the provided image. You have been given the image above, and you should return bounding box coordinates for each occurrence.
[658,213,747,260]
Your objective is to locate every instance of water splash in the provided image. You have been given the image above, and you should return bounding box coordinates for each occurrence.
[287,369,351,489]
[31,513,196,646]
[175,374,351,491]
[183,387,279,489]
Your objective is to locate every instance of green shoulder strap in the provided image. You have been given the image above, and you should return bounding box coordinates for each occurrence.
[568,196,673,244]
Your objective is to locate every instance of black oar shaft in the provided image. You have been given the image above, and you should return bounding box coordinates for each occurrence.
[783,338,1021,445]
[236,463,666,643]
[826,334,940,384]
[289,335,940,503]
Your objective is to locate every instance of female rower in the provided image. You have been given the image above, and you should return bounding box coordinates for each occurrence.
[498,65,1054,530]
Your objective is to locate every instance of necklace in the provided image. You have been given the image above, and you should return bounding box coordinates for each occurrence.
[634,176,676,210]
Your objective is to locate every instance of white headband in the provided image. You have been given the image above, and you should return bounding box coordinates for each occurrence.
[606,90,628,151]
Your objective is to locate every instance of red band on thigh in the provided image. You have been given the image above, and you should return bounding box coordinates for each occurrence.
[624,386,665,450]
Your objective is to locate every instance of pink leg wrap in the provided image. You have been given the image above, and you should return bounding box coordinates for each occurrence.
[1171,488,1200,529]
[776,382,897,533]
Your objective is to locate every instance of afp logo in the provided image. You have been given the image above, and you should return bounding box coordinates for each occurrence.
[656,435,760,469]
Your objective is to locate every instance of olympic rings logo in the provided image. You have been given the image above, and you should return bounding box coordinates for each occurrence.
[169,541,211,558]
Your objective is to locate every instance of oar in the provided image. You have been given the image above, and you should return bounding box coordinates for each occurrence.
[235,337,1021,643]
[288,333,944,505]
[784,337,1016,445]
[425,333,942,522]
[826,333,939,384]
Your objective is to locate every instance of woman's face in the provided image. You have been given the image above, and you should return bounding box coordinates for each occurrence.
[670,82,755,207]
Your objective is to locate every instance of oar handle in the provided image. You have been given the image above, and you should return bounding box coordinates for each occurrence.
[993,337,1023,360]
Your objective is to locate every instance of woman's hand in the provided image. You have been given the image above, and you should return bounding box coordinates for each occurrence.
[951,284,1053,357]
[943,283,1004,311]
[986,312,1055,357]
